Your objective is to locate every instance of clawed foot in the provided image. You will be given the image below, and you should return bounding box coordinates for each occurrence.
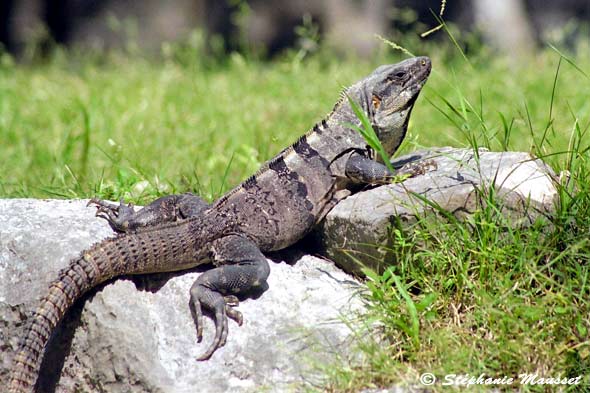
[190,288,243,361]
[398,159,437,177]
[188,235,270,361]
[87,198,137,232]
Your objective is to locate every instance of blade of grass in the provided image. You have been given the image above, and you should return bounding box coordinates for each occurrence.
[392,273,420,348]
[218,152,235,198]
[431,10,471,67]
[345,94,396,173]
[374,35,415,57]
[548,43,589,80]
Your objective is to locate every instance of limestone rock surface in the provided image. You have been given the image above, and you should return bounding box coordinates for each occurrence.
[315,147,559,274]
[0,199,364,393]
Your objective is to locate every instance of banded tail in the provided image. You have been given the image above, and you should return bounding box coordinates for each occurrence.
[8,222,199,392]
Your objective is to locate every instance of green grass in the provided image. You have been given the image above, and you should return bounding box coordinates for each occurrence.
[322,44,590,391]
[2,37,590,392]
[0,49,369,201]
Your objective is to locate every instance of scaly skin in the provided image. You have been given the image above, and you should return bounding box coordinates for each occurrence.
[8,57,431,392]
[8,213,238,391]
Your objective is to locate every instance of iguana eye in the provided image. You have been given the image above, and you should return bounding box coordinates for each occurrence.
[372,95,381,109]
[386,71,406,83]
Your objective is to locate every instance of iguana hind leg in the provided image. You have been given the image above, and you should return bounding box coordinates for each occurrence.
[189,234,270,360]
[88,193,210,232]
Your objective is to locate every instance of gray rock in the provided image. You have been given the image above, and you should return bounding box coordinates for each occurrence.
[0,199,364,393]
[0,148,559,391]
[315,147,559,275]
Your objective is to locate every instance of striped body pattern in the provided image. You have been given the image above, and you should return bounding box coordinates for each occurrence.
[8,57,431,392]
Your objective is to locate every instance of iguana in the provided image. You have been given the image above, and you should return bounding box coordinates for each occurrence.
[8,56,431,392]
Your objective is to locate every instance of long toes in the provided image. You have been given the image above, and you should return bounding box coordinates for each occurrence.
[224,296,242,325]
[219,317,229,347]
[196,310,228,361]
[119,198,135,211]
[189,297,204,343]
[87,198,107,208]
[91,200,120,221]
[224,295,239,306]
[425,159,438,171]
[96,208,119,222]
[196,345,217,361]
[95,211,112,221]
[95,205,112,215]
[88,198,115,209]
[226,307,243,326]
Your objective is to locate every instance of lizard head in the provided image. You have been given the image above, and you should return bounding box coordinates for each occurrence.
[350,56,431,157]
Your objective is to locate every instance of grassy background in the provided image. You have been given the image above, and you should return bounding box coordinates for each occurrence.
[3,42,588,203]
[1,35,590,391]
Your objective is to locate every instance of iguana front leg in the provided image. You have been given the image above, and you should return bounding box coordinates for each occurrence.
[88,193,210,232]
[190,234,270,360]
[345,153,436,184]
